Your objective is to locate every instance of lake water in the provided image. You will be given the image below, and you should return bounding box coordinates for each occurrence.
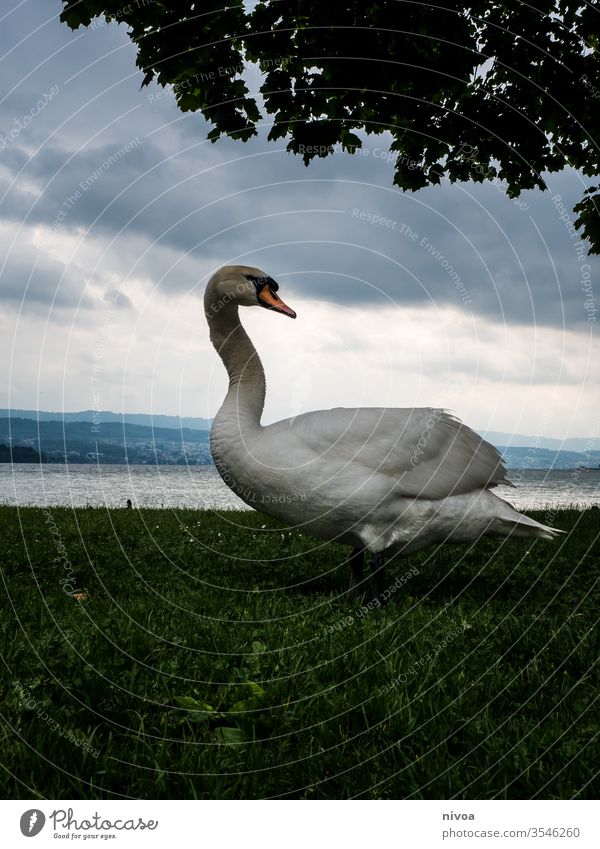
[0,464,599,511]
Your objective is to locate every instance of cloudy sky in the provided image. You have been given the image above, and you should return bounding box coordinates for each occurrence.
[1,0,598,440]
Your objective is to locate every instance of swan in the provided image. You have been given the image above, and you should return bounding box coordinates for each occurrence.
[205,265,560,601]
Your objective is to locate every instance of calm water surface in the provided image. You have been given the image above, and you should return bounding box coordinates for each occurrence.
[0,464,599,510]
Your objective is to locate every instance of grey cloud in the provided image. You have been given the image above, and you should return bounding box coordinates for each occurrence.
[0,251,94,314]
[104,287,132,309]
[4,129,595,330]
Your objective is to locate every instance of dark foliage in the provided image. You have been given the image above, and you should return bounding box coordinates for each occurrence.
[0,444,46,463]
[60,1,600,250]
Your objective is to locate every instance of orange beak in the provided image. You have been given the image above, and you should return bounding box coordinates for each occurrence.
[258,286,297,318]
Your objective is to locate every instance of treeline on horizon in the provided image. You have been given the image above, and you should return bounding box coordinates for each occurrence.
[0,417,211,465]
[0,444,46,463]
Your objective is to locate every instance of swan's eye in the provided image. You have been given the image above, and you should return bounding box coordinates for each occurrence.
[245,274,279,293]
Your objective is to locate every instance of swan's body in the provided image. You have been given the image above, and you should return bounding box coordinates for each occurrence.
[206,265,559,596]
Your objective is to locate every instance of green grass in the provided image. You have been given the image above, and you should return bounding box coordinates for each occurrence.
[0,505,598,799]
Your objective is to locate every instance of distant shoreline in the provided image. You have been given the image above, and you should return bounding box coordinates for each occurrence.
[2,460,599,472]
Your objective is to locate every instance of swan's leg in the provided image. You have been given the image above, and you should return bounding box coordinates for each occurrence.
[346,547,364,597]
[370,551,386,604]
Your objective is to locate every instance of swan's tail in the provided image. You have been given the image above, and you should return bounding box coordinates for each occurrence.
[490,500,565,540]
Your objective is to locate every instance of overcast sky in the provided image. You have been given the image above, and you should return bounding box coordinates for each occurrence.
[1,0,598,440]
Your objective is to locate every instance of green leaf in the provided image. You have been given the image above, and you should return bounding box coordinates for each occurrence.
[341,133,362,152]
[214,726,247,746]
[173,696,216,714]
[228,681,267,715]
[245,681,266,701]
[574,187,600,255]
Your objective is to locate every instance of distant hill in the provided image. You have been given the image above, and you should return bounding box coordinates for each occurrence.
[0,418,210,443]
[478,430,596,453]
[497,445,600,470]
[0,409,212,431]
[0,418,211,465]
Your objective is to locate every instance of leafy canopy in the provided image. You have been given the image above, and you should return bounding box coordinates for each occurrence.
[60,1,600,251]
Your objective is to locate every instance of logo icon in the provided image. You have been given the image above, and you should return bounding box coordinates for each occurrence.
[20,810,46,837]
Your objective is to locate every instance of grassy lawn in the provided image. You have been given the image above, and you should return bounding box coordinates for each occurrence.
[0,505,598,799]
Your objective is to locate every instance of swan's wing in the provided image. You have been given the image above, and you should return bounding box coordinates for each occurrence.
[266,407,510,499]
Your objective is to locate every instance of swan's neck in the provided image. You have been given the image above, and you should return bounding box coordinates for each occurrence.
[207,303,265,427]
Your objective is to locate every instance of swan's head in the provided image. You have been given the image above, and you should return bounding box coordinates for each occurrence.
[205,265,296,319]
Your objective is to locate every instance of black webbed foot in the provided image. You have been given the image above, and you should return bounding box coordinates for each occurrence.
[369,551,386,606]
[346,547,364,597]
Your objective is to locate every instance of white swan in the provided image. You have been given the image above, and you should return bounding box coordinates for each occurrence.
[205,265,560,600]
